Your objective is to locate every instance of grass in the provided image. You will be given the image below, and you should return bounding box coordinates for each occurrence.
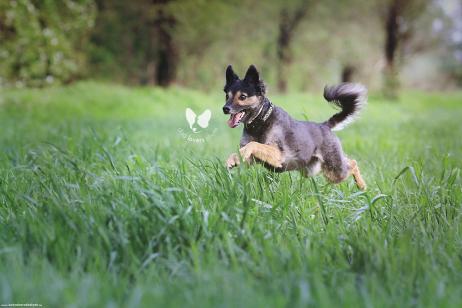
[0,81,461,307]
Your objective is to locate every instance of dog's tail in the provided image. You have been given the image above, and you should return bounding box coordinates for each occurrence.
[323,83,367,131]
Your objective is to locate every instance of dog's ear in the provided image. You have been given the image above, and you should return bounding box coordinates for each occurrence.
[243,65,259,85]
[226,65,239,85]
[244,64,266,95]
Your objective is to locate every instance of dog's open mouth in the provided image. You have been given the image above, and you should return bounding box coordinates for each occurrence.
[227,111,246,128]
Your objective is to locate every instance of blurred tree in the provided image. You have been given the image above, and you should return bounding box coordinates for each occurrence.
[152,2,177,86]
[276,0,310,92]
[1,0,457,91]
[0,0,96,87]
[381,0,427,98]
[169,0,238,88]
[90,0,240,87]
[90,0,182,86]
[341,65,355,83]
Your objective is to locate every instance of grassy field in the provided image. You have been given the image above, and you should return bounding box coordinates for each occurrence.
[0,82,461,307]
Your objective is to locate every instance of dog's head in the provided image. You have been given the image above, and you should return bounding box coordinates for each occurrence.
[222,64,266,128]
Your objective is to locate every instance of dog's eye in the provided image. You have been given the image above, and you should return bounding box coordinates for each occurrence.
[225,94,229,100]
[239,94,247,100]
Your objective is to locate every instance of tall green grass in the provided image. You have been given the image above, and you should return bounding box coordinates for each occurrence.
[0,82,461,307]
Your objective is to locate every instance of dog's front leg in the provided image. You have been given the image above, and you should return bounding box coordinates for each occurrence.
[239,141,283,168]
[226,153,240,169]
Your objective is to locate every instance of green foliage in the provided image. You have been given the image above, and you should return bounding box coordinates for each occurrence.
[1,0,460,91]
[0,0,96,87]
[0,83,461,306]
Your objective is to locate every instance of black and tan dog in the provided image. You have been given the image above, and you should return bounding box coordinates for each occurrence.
[223,64,367,190]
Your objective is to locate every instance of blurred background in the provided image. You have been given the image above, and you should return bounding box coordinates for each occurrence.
[1,0,461,97]
[1,3,462,306]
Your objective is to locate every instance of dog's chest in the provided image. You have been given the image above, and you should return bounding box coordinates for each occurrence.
[246,125,282,147]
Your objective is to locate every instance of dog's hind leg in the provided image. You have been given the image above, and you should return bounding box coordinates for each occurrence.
[239,141,283,168]
[301,157,322,177]
[322,158,366,190]
[348,159,367,190]
[320,139,366,190]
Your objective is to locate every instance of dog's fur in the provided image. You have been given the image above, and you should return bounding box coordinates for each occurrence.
[223,64,367,190]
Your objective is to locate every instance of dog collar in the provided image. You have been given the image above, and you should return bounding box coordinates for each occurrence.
[247,100,273,125]
[262,102,274,121]
[247,105,264,124]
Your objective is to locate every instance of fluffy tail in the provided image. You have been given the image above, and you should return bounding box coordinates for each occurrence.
[323,83,367,131]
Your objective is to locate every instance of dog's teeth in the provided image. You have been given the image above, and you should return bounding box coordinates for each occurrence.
[227,111,246,128]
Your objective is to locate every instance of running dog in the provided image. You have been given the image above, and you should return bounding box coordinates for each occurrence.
[223,64,367,190]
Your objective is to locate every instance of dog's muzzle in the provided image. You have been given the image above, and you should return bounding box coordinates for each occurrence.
[223,101,233,114]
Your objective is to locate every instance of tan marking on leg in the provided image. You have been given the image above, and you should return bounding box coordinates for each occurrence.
[239,141,283,168]
[226,153,240,169]
[349,159,367,190]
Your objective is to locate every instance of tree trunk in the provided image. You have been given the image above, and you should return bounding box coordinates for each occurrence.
[277,9,293,92]
[276,3,309,92]
[385,1,399,69]
[144,1,178,87]
[341,65,355,83]
[383,0,401,98]
[154,8,178,87]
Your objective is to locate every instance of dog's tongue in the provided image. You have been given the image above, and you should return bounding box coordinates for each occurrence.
[227,111,245,128]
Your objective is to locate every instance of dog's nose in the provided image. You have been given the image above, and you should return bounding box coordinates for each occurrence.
[223,106,230,114]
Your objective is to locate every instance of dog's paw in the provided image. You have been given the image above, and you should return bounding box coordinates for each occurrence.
[266,157,283,169]
[239,143,254,163]
[226,153,240,169]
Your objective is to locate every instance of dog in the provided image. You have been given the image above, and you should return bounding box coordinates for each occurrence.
[223,64,367,190]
